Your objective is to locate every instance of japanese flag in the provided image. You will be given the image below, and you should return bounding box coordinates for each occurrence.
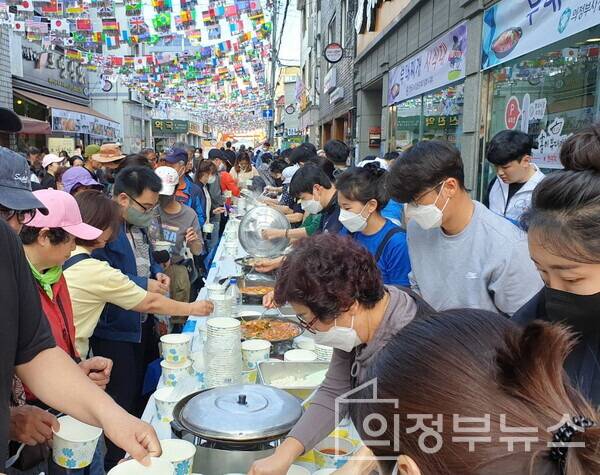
[51,19,69,33]
[13,20,25,32]
[17,0,33,12]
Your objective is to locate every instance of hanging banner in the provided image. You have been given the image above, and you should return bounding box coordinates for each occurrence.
[482,0,600,69]
[388,22,467,106]
[51,108,121,140]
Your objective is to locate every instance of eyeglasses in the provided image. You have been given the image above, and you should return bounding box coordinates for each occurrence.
[413,181,445,205]
[296,314,319,334]
[0,206,36,225]
[126,194,159,215]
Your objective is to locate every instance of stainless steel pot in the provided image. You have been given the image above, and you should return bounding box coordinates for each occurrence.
[171,385,303,475]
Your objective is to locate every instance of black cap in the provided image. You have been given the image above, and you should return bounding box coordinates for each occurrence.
[0,108,23,133]
[0,147,47,213]
[207,148,223,160]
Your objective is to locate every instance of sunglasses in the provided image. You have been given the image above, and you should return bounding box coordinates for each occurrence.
[0,207,36,225]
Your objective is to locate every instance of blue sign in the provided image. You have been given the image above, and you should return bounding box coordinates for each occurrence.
[262,109,274,120]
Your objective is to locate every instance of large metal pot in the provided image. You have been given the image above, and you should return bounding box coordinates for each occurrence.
[171,385,303,475]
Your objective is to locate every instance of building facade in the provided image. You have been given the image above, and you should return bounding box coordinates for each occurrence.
[296,0,321,144]
[274,66,301,150]
[354,0,600,197]
[319,0,355,151]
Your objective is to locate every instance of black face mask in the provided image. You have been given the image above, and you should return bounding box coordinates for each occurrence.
[274,177,283,187]
[544,286,600,330]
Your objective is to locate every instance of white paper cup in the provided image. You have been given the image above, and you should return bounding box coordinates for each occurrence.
[161,333,192,364]
[154,387,179,423]
[160,439,196,475]
[161,360,192,387]
[52,415,102,469]
[314,437,355,470]
[287,466,311,475]
[242,339,271,369]
[284,349,317,363]
[107,457,174,474]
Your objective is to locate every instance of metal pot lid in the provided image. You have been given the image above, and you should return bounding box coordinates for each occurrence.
[178,384,302,442]
[238,206,290,258]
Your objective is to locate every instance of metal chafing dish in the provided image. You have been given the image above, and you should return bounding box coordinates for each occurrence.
[238,315,304,356]
[171,384,303,475]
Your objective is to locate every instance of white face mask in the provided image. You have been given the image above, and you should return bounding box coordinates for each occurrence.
[207,175,216,184]
[313,316,362,352]
[339,203,370,233]
[301,196,323,215]
[194,152,200,158]
[405,182,450,230]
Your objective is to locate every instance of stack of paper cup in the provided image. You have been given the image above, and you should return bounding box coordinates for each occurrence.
[315,344,334,362]
[206,284,233,318]
[160,333,193,387]
[205,317,242,388]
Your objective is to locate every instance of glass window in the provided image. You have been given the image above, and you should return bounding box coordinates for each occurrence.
[480,26,600,197]
[392,83,465,150]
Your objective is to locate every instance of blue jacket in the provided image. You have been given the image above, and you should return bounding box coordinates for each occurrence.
[91,223,161,343]
[177,176,206,226]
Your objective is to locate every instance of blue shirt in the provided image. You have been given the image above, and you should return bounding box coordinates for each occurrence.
[347,219,411,286]
[381,199,404,227]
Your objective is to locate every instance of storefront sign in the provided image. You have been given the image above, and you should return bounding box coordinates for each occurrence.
[48,137,75,155]
[152,119,189,135]
[424,115,460,129]
[324,68,337,94]
[388,22,467,105]
[188,122,202,136]
[482,0,600,69]
[51,108,121,140]
[534,117,573,169]
[369,127,381,148]
[330,87,345,104]
[324,43,344,64]
[504,96,521,130]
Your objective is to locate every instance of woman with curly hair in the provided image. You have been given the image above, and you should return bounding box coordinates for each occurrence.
[249,233,433,475]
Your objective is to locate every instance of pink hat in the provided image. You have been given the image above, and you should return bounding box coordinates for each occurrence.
[28,189,102,240]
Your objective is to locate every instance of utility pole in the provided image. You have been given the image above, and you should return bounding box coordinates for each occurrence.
[267,0,278,143]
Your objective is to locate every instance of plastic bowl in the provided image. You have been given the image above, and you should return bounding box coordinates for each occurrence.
[52,415,103,469]
[107,457,174,474]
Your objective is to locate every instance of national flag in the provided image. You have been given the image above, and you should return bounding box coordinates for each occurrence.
[17,0,33,12]
[13,20,25,32]
[235,0,250,13]
[102,18,119,31]
[215,5,224,17]
[123,55,134,67]
[51,18,69,33]
[26,18,49,34]
[66,49,82,61]
[110,56,123,67]
[225,5,238,17]
[76,18,92,31]
[42,0,61,15]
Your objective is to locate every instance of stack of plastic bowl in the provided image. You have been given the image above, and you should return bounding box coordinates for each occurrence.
[160,333,193,387]
[315,344,334,362]
[205,317,242,388]
[206,283,233,318]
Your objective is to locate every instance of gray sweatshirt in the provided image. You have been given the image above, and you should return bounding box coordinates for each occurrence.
[287,286,417,451]
[407,200,543,316]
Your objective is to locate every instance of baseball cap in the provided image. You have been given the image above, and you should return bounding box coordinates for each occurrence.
[92,143,125,163]
[42,153,63,169]
[357,157,389,170]
[84,144,101,159]
[155,166,180,195]
[62,167,103,195]
[28,189,102,240]
[207,148,223,160]
[164,147,189,164]
[282,164,300,184]
[0,107,22,133]
[0,146,47,213]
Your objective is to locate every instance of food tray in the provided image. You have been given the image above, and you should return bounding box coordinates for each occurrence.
[239,316,303,343]
[257,361,330,400]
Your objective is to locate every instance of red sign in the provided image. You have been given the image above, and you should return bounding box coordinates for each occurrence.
[504,96,521,130]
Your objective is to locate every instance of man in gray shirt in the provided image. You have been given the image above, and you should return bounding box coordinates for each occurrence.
[387,140,543,316]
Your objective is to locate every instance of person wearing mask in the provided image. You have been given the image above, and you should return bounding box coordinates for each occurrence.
[61,167,103,195]
[209,149,239,198]
[195,161,225,244]
[25,147,43,186]
[388,140,543,316]
[18,189,110,475]
[68,155,85,168]
[230,152,259,187]
[0,143,161,473]
[150,167,203,303]
[513,123,600,406]
[89,143,126,193]
[89,166,169,470]
[347,309,600,475]
[64,190,212,359]
[336,166,411,286]
[485,130,545,223]
[249,234,431,475]
[359,157,404,227]
[54,166,68,192]
[203,155,226,250]
[140,148,158,167]
[39,154,64,189]
[254,141,270,168]
[163,147,206,228]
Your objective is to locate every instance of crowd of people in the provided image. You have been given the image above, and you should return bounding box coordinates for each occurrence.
[3,100,600,475]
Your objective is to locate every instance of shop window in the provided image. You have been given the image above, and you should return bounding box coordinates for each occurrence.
[480,26,600,198]
[393,83,465,150]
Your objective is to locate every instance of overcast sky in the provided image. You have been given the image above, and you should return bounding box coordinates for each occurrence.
[277,0,301,66]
